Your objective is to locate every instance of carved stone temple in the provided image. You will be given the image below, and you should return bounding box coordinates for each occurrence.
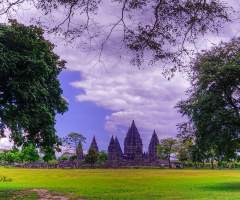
[104,120,168,167]
[89,135,99,152]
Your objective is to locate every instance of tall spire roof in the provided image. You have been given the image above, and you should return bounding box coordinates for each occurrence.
[108,135,117,160]
[124,120,143,159]
[125,120,142,145]
[115,136,123,157]
[148,130,159,157]
[90,136,99,152]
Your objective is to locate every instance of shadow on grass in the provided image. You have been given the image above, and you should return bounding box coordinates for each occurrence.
[201,182,240,192]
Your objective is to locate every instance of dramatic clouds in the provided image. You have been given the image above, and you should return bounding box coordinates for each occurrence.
[69,61,189,140]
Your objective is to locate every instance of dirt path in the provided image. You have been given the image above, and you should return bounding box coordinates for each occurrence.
[32,189,69,200]
[18,189,87,200]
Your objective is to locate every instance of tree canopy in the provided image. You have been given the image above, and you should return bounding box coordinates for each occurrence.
[85,145,99,167]
[0,0,232,71]
[0,20,68,153]
[176,38,240,161]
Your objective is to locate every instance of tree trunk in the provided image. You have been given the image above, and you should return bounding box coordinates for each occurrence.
[234,158,235,169]
[211,159,214,169]
[168,155,171,168]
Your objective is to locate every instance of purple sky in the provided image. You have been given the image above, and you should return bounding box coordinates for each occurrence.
[0,0,239,154]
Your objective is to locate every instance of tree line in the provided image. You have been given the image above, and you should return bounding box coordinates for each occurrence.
[0,132,109,168]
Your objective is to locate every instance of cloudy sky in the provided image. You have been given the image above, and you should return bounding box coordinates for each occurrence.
[0,0,239,153]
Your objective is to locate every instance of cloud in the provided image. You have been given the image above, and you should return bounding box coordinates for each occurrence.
[0,129,14,150]
[70,64,190,138]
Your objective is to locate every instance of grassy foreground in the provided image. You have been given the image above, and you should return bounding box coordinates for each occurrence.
[1,167,240,199]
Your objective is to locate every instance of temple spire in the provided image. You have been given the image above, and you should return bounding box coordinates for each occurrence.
[115,136,123,157]
[89,135,99,152]
[148,130,159,157]
[124,120,143,159]
[108,135,117,160]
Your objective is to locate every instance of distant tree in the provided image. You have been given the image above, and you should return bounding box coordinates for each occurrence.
[98,150,108,166]
[85,146,99,168]
[41,147,57,168]
[0,20,68,155]
[60,156,68,161]
[70,155,77,160]
[19,144,39,163]
[63,132,86,160]
[157,138,178,168]
[0,147,20,163]
[176,122,195,166]
[61,152,72,158]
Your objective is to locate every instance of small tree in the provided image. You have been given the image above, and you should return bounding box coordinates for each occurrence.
[41,147,56,168]
[63,133,86,158]
[157,138,178,168]
[19,144,39,163]
[70,155,77,160]
[85,146,99,168]
[99,150,108,166]
[0,147,21,164]
[60,156,68,160]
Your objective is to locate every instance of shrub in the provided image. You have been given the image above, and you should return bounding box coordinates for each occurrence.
[48,160,58,165]
[79,161,85,166]
[70,155,77,160]
[60,156,68,160]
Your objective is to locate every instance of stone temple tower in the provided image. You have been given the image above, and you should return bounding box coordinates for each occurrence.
[115,136,123,158]
[77,141,84,161]
[89,136,99,152]
[148,130,160,157]
[108,136,117,160]
[124,120,143,159]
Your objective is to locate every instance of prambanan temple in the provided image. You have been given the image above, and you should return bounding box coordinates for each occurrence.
[88,120,168,167]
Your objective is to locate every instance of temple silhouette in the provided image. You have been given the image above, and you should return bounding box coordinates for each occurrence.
[88,120,168,167]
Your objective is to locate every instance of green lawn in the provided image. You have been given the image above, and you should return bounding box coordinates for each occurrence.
[1,167,240,199]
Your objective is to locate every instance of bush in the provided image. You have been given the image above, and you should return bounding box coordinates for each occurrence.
[48,160,58,165]
[0,161,7,166]
[79,161,85,166]
[70,155,77,160]
[60,156,68,160]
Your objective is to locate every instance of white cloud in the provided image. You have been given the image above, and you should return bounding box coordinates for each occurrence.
[0,129,14,150]
[70,64,190,138]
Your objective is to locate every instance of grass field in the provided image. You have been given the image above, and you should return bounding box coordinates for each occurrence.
[1,167,240,199]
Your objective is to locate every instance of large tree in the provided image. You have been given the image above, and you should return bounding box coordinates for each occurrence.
[0,20,68,153]
[0,0,232,71]
[176,38,240,161]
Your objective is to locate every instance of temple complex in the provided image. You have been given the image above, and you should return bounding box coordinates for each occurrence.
[104,120,168,167]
